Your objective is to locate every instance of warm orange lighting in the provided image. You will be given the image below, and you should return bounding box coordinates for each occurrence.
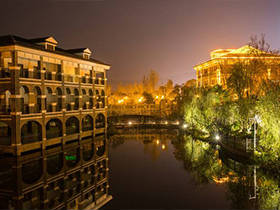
[161,95,164,99]
[161,144,166,150]
[156,140,160,145]
[118,99,124,104]
[155,95,159,99]
[213,176,229,184]
[128,121,132,125]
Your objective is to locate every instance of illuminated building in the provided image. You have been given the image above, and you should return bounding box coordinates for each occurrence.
[194,45,280,88]
[0,35,111,209]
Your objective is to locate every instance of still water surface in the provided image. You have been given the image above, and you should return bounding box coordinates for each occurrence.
[104,129,279,209]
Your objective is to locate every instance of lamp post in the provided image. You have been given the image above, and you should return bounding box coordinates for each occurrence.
[251,114,261,152]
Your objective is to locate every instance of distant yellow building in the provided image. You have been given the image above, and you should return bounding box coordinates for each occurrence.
[194,45,280,88]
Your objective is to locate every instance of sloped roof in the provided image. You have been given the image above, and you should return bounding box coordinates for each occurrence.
[217,45,279,58]
[66,48,92,54]
[29,36,58,45]
[0,35,109,66]
[194,45,280,69]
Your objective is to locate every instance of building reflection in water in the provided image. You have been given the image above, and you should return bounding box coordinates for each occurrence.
[109,128,175,161]
[0,137,111,210]
[109,130,280,210]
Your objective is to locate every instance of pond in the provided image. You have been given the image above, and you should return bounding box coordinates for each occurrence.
[104,129,280,210]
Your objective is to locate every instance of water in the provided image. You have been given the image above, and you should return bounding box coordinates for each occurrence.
[104,129,280,210]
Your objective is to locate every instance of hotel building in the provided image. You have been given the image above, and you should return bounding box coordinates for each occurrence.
[194,45,280,88]
[0,35,111,209]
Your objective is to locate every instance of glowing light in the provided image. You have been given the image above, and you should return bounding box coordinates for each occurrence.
[212,176,230,184]
[128,121,132,125]
[138,97,143,103]
[161,95,165,99]
[156,140,160,145]
[215,134,220,141]
[175,121,179,125]
[118,99,124,104]
[155,95,159,99]
[183,124,188,129]
[165,121,168,125]
[254,114,261,124]
[161,144,166,150]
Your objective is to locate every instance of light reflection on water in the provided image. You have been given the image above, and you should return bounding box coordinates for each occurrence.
[105,129,280,210]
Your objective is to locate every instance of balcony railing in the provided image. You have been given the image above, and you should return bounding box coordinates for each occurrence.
[74,102,79,110]
[20,69,29,78]
[21,104,30,114]
[0,69,10,78]
[33,70,41,79]
[34,104,42,113]
[55,73,62,81]
[45,72,52,80]
[0,105,11,114]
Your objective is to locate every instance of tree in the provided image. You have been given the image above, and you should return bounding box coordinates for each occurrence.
[142,91,154,104]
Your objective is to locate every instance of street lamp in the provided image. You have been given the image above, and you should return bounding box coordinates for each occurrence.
[250,114,262,152]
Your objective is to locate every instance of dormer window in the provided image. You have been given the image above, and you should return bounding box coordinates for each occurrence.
[84,54,90,60]
[46,44,55,51]
[66,48,92,60]
[29,36,58,51]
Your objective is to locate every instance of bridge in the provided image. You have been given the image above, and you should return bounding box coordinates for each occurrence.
[108,104,174,117]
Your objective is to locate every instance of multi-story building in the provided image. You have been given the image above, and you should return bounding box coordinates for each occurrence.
[0,35,111,209]
[194,45,280,88]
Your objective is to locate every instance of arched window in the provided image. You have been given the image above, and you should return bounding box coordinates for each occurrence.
[95,113,105,129]
[56,87,63,111]
[82,115,93,132]
[21,121,42,144]
[46,119,63,139]
[34,87,41,113]
[0,122,11,145]
[20,86,29,114]
[66,117,79,135]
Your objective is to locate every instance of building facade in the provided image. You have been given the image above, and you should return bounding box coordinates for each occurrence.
[194,45,280,89]
[0,35,111,209]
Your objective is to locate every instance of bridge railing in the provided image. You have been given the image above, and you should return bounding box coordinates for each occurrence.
[108,104,173,117]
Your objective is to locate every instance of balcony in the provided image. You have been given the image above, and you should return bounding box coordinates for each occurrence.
[21,104,30,114]
[20,68,29,78]
[33,70,41,79]
[0,69,10,78]
[0,105,11,114]
[95,78,105,86]
[34,104,42,113]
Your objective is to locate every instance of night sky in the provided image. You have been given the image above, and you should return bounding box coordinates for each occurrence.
[1,0,279,88]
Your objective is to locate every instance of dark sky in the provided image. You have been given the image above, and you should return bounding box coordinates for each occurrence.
[1,0,279,88]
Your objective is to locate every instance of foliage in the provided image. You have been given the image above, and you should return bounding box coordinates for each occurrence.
[142,91,154,104]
